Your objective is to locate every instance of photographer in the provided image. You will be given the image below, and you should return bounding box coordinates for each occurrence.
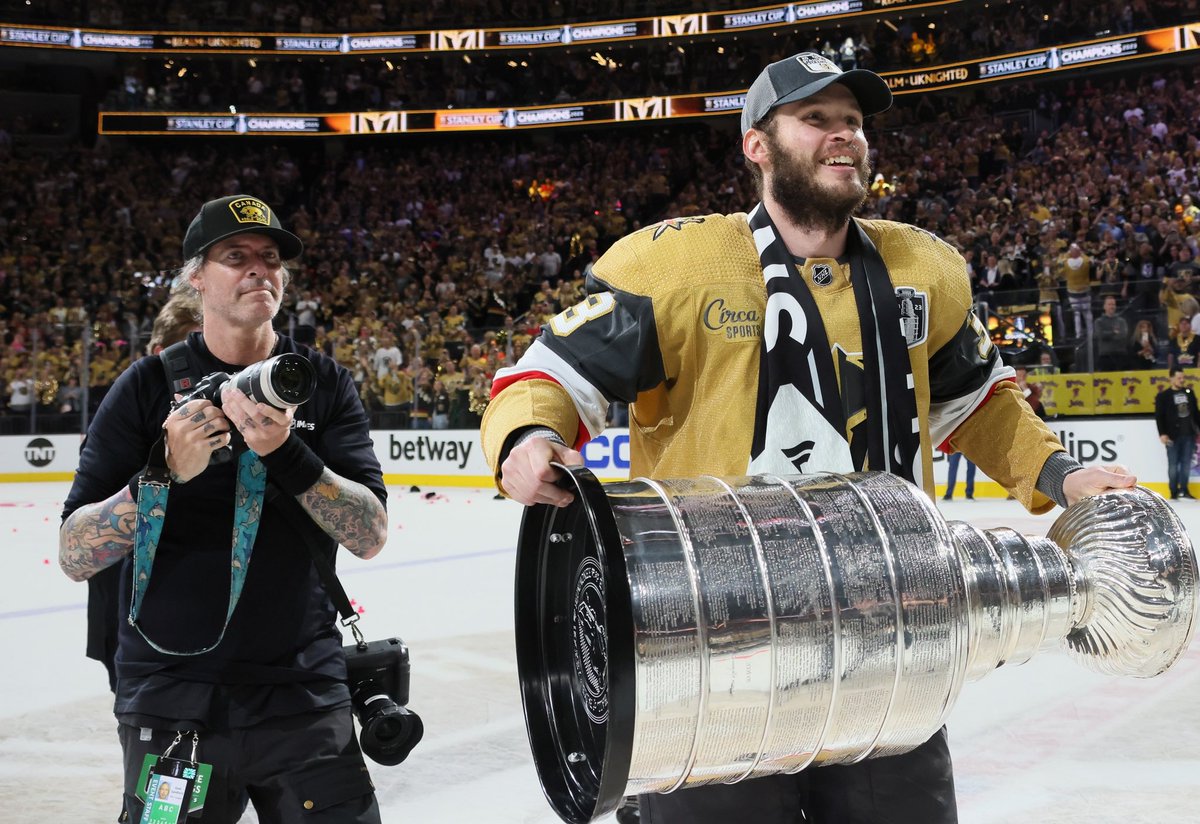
[59,195,389,823]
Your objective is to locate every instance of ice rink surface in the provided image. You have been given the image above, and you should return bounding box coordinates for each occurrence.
[1,481,1197,823]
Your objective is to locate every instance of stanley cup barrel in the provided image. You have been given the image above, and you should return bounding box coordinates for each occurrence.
[513,468,1198,824]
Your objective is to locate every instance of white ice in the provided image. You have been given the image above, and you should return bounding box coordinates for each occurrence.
[0,483,1196,823]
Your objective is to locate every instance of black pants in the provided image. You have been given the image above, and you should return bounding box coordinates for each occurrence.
[639,727,956,824]
[119,709,380,823]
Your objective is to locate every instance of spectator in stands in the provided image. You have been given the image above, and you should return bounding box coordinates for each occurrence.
[7,366,33,419]
[293,287,321,345]
[1161,257,1195,338]
[1094,295,1129,371]
[1168,316,1200,370]
[1059,243,1093,348]
[431,379,451,429]
[371,329,404,380]
[1014,366,1047,418]
[56,374,83,414]
[1130,319,1160,370]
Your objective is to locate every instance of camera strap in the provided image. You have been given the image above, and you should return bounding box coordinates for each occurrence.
[128,343,269,656]
[263,486,368,648]
[154,342,367,649]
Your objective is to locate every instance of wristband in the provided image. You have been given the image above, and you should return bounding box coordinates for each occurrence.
[1036,450,1084,508]
[257,433,326,497]
[513,426,567,449]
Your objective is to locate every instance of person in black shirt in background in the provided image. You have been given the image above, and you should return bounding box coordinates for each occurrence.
[59,195,388,823]
[1156,366,1200,500]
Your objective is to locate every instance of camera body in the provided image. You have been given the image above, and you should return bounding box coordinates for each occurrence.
[344,637,423,766]
[171,352,317,464]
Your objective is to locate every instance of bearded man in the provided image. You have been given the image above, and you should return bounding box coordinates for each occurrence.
[480,53,1134,823]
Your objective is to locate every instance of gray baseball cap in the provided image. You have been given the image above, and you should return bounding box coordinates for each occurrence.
[740,52,893,135]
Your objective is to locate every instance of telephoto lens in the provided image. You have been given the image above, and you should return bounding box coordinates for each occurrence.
[233,352,316,409]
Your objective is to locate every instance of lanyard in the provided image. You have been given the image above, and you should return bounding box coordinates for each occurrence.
[129,448,268,656]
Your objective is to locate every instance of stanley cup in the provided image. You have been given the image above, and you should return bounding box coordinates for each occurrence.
[513,468,1197,824]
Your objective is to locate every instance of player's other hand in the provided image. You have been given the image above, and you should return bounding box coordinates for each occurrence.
[500,435,584,507]
[1063,464,1137,507]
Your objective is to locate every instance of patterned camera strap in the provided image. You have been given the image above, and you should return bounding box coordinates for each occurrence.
[747,203,920,482]
[130,438,267,656]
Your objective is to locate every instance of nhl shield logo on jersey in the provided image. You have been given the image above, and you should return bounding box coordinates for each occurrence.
[811,263,834,287]
[651,216,706,240]
[895,287,928,348]
[228,197,272,226]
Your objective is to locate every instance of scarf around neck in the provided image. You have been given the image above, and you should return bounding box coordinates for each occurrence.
[747,203,921,484]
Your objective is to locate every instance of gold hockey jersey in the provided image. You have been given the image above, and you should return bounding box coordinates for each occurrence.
[482,213,1065,512]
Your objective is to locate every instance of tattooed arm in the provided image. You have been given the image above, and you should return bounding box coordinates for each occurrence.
[296,468,388,559]
[59,486,138,582]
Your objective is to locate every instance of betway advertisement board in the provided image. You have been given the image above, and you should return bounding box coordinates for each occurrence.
[0,420,1190,496]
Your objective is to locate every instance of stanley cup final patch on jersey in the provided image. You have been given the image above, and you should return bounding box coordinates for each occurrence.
[228,198,272,226]
[895,287,928,348]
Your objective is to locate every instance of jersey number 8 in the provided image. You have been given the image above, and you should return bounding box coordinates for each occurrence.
[549,293,616,337]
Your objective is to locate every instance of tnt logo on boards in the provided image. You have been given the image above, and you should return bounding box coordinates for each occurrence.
[24,437,56,467]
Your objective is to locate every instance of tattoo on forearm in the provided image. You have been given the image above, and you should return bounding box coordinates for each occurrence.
[59,487,138,581]
[297,469,388,558]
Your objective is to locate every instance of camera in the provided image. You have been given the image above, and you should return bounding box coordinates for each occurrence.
[173,353,317,464]
[344,637,424,766]
[180,352,317,412]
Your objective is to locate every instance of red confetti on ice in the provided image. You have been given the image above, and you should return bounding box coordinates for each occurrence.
[356,606,365,614]
[43,559,50,565]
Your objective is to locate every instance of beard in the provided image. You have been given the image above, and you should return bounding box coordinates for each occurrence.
[764,135,871,234]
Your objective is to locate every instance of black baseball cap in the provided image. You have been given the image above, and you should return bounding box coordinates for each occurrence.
[740,52,893,135]
[182,195,304,261]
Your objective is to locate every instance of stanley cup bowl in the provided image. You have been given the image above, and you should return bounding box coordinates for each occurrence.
[513,468,1198,824]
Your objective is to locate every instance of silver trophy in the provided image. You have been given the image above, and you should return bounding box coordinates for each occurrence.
[514,469,1197,823]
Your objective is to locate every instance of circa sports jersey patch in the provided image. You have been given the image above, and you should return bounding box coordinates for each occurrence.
[895,287,928,348]
[651,216,706,240]
[702,297,761,340]
[228,197,272,226]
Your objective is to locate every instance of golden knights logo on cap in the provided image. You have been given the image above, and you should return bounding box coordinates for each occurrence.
[796,53,841,75]
[228,197,272,226]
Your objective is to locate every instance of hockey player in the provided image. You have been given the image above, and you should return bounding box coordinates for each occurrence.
[481,53,1135,823]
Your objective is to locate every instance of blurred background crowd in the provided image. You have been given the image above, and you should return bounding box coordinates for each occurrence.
[0,0,1198,434]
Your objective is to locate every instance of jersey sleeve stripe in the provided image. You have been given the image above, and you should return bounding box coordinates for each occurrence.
[930,366,1016,450]
[490,339,609,439]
